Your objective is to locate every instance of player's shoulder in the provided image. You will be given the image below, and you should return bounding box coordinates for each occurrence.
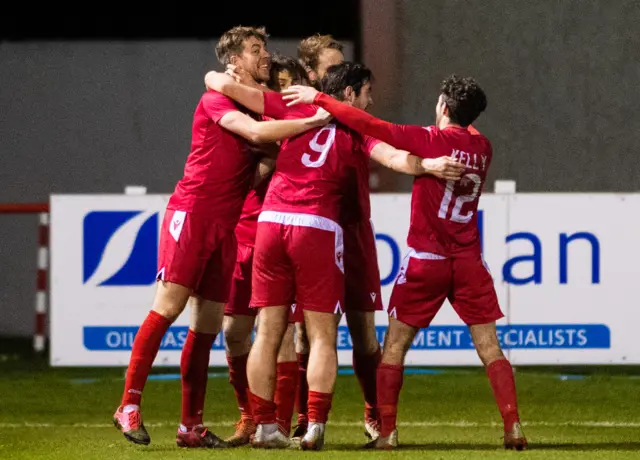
[297,103,319,117]
[334,123,365,148]
[201,89,240,107]
[467,126,492,151]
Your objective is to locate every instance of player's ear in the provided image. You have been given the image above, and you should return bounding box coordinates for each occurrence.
[344,86,354,103]
[230,54,239,66]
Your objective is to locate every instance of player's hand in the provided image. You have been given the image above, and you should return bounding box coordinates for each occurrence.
[421,156,465,181]
[226,64,259,88]
[281,85,319,106]
[310,107,332,126]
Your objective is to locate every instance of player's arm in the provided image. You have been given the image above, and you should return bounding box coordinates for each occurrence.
[282,86,427,152]
[204,71,266,114]
[218,110,329,145]
[370,142,464,180]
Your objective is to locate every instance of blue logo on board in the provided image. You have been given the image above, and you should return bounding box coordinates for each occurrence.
[83,211,158,286]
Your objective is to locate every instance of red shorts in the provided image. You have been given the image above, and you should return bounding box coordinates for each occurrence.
[225,243,257,317]
[289,303,304,323]
[157,209,236,303]
[344,220,383,312]
[387,248,503,328]
[251,211,345,315]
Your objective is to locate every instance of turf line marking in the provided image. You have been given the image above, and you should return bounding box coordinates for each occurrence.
[2,421,640,429]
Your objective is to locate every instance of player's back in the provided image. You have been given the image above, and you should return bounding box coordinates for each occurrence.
[262,99,360,223]
[409,125,492,257]
[168,91,254,228]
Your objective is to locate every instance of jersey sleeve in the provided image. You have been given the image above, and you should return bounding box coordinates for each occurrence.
[360,135,381,157]
[201,91,239,123]
[263,92,292,119]
[314,92,436,156]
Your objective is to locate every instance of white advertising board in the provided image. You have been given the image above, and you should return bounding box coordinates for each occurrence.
[50,193,626,366]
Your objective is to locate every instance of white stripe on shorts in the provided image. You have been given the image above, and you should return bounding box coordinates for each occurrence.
[258,211,344,273]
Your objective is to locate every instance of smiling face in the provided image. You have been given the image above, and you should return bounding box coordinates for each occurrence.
[232,37,271,83]
[215,26,270,83]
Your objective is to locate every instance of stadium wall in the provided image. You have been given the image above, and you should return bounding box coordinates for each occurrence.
[397,0,640,192]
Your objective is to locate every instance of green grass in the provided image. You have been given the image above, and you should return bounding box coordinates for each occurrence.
[1,355,640,459]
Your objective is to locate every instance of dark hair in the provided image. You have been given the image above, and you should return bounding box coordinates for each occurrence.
[268,53,309,91]
[440,75,487,127]
[298,34,344,73]
[215,26,268,65]
[320,62,372,101]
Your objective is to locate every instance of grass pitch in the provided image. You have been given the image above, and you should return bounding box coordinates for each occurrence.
[1,352,640,459]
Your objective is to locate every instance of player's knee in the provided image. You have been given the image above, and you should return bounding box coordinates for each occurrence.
[352,331,380,355]
[152,305,181,322]
[254,325,284,352]
[346,312,379,355]
[224,329,251,354]
[309,335,336,356]
[476,343,505,366]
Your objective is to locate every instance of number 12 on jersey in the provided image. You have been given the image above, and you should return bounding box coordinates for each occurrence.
[438,173,482,223]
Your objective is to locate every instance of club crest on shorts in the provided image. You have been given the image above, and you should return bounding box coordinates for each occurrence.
[396,267,407,285]
[169,210,186,242]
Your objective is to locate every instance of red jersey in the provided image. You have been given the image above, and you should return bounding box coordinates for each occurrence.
[340,135,380,226]
[235,175,272,247]
[168,90,254,229]
[314,93,492,257]
[260,92,362,223]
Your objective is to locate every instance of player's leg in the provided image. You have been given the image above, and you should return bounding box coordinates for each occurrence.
[451,255,527,450]
[222,243,258,445]
[223,314,256,445]
[175,225,236,448]
[469,322,526,450]
[346,310,381,436]
[300,310,340,450]
[247,305,290,447]
[373,316,418,447]
[344,221,384,439]
[247,221,295,448]
[292,318,310,438]
[368,250,451,449]
[114,209,207,445]
[274,322,298,436]
[176,296,227,448]
[288,222,345,451]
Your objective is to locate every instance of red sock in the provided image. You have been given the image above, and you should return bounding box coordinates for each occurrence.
[180,329,216,429]
[121,310,172,406]
[275,361,299,434]
[353,347,381,422]
[227,353,252,421]
[249,391,277,425]
[486,359,520,431]
[296,353,309,424]
[307,390,333,424]
[377,363,404,437]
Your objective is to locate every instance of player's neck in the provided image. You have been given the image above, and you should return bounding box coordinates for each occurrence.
[439,120,463,130]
